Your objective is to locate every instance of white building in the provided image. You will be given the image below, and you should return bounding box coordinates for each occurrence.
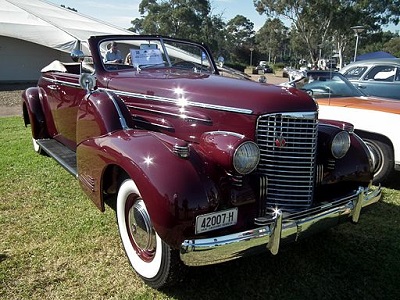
[0,0,133,82]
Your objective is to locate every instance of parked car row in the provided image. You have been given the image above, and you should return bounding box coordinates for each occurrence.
[340,58,400,100]
[22,34,381,288]
[287,70,400,184]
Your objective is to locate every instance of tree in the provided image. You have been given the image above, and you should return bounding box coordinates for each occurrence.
[255,18,288,64]
[131,0,210,41]
[253,0,400,68]
[129,0,227,56]
[383,36,400,58]
[226,15,255,47]
[352,31,400,58]
[201,14,228,59]
[253,0,335,66]
[223,15,255,64]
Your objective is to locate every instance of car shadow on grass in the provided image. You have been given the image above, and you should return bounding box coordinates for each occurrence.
[163,195,400,300]
[383,171,400,190]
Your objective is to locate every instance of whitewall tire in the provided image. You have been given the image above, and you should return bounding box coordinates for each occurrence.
[364,138,393,184]
[116,179,183,288]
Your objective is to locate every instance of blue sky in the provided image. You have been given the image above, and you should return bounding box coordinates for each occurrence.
[46,0,399,33]
[46,0,276,30]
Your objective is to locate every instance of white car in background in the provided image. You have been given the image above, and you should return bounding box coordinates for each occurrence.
[292,70,400,183]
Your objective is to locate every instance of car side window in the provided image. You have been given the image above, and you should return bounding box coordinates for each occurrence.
[395,68,400,82]
[364,65,395,82]
[343,66,367,80]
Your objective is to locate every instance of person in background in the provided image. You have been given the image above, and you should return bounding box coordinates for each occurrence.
[104,41,123,63]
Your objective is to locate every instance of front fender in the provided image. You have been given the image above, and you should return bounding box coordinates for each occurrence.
[22,87,48,139]
[317,124,372,184]
[76,90,134,145]
[77,129,217,248]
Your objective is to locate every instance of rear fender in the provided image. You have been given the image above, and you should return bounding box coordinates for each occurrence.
[22,87,49,139]
[77,129,215,248]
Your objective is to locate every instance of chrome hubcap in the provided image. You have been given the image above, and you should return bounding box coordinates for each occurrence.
[128,199,156,254]
[365,141,383,174]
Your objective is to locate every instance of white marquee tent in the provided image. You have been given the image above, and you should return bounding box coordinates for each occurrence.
[0,0,133,82]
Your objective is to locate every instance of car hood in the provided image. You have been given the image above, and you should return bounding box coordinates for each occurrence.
[317,96,400,115]
[104,69,317,115]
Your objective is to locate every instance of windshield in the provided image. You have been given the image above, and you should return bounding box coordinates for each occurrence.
[99,37,215,74]
[296,73,366,98]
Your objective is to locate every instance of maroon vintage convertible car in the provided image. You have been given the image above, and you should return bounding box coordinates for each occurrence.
[22,35,381,288]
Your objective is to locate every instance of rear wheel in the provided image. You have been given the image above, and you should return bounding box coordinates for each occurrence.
[364,139,393,184]
[116,179,184,289]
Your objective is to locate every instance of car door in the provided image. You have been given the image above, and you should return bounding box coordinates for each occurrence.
[44,73,86,150]
[359,65,400,99]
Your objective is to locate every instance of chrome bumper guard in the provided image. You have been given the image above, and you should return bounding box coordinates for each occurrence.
[180,186,381,266]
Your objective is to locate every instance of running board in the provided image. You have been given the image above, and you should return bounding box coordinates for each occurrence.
[36,139,77,177]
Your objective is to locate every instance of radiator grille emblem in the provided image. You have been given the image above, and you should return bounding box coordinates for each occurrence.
[275,135,286,148]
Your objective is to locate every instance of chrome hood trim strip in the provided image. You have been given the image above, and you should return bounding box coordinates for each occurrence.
[104,88,253,115]
[41,77,253,114]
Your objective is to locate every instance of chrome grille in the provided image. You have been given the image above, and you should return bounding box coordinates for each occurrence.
[256,112,318,210]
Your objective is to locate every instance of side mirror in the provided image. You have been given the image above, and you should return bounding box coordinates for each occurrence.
[79,73,96,92]
[71,49,85,62]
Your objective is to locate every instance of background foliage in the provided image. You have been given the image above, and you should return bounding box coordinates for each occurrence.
[129,0,400,69]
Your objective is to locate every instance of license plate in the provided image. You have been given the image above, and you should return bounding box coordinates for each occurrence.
[195,208,238,234]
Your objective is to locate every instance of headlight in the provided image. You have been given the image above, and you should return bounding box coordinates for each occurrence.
[233,141,260,174]
[331,131,350,159]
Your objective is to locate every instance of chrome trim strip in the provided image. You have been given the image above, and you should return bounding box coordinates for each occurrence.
[41,77,253,114]
[105,91,129,130]
[133,118,174,130]
[41,76,81,88]
[126,104,212,124]
[103,88,253,114]
[180,186,381,266]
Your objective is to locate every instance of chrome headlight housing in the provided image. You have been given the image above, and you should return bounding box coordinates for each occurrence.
[233,141,260,175]
[331,131,351,159]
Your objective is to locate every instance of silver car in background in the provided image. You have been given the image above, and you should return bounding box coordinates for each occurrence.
[340,58,400,100]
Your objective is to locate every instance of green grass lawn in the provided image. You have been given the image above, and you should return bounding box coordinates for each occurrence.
[1,116,399,300]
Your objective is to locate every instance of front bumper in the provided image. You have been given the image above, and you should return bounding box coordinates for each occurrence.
[180,185,381,266]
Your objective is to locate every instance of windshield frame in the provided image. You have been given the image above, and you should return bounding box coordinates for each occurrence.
[93,35,218,75]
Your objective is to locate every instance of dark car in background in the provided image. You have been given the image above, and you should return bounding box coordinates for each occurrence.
[256,61,273,73]
[340,58,400,100]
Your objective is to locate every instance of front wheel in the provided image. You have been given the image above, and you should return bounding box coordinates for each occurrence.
[364,139,394,184]
[116,179,184,289]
